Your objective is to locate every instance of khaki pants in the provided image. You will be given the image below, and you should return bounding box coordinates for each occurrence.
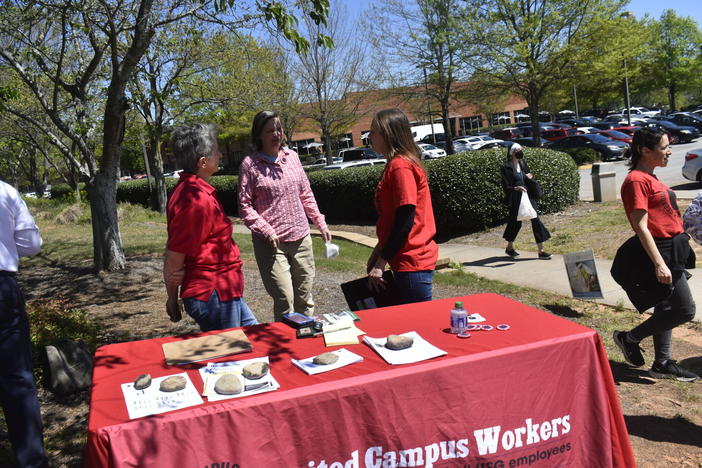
[252,234,316,321]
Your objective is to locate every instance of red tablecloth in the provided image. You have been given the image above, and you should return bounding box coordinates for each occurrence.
[85,293,635,467]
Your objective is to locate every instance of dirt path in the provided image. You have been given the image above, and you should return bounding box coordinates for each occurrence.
[4,234,702,466]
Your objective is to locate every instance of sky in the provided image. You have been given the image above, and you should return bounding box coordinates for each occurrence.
[344,0,702,25]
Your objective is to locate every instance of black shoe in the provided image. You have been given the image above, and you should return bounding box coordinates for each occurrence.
[649,360,699,382]
[538,251,552,259]
[505,248,520,257]
[613,331,645,367]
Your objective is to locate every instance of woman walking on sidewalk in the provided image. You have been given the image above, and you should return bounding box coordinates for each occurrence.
[500,143,552,259]
[613,127,698,382]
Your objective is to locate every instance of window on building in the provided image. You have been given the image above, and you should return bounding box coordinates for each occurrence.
[459,116,483,134]
[492,111,511,125]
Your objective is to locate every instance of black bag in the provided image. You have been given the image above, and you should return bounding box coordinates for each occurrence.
[526,177,544,200]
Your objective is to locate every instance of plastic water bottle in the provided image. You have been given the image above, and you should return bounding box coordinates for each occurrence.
[450,301,468,334]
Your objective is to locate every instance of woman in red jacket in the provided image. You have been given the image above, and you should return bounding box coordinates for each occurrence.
[366,108,438,303]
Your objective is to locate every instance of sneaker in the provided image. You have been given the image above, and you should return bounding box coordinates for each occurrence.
[505,248,520,257]
[538,251,552,259]
[613,331,645,367]
[649,360,699,382]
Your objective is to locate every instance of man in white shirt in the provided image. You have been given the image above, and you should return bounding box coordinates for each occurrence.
[0,180,48,467]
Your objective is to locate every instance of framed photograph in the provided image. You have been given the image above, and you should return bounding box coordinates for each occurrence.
[563,249,603,299]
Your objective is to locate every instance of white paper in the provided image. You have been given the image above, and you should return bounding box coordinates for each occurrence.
[291,348,364,375]
[198,357,280,401]
[121,372,203,420]
[466,313,486,323]
[363,332,447,365]
[324,324,366,346]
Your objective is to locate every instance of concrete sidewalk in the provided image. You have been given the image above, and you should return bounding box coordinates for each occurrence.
[318,228,701,323]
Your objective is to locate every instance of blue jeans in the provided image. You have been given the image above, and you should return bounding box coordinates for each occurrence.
[0,273,48,468]
[393,270,434,304]
[183,291,258,332]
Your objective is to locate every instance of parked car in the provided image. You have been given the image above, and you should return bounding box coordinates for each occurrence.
[665,112,702,133]
[594,130,632,145]
[610,126,640,136]
[338,147,383,162]
[682,148,702,184]
[540,127,583,142]
[418,143,447,159]
[620,106,660,118]
[458,135,503,150]
[639,120,700,144]
[548,134,628,161]
[512,136,549,147]
[322,159,387,170]
[491,128,523,140]
[314,156,343,164]
[420,133,447,145]
[452,139,474,152]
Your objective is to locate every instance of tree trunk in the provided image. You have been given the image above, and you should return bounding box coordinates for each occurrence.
[668,82,677,112]
[441,98,454,155]
[147,135,167,214]
[87,171,126,271]
[528,92,541,147]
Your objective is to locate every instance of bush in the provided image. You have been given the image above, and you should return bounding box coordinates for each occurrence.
[26,298,100,387]
[552,147,600,165]
[51,183,86,201]
[115,176,239,215]
[308,148,579,237]
[308,166,384,223]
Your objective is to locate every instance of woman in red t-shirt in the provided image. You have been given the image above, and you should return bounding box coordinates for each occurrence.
[366,108,438,303]
[613,127,698,382]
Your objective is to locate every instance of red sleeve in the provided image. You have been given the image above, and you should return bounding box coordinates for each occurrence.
[389,160,418,208]
[621,178,649,214]
[167,189,212,257]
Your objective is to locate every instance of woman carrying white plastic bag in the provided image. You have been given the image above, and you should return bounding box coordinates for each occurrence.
[500,143,552,259]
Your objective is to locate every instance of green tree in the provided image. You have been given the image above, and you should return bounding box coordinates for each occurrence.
[0,0,331,271]
[375,0,465,153]
[463,0,624,144]
[649,10,702,111]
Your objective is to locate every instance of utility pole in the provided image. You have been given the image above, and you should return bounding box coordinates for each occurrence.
[423,68,436,145]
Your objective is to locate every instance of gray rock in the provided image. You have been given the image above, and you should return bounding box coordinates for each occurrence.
[214,374,243,395]
[313,352,339,365]
[242,361,269,380]
[159,375,187,392]
[134,374,152,390]
[385,334,413,350]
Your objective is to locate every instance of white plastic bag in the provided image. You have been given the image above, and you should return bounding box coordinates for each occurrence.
[324,242,339,258]
[516,191,537,221]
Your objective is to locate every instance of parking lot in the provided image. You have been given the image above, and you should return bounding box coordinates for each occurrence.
[578,140,702,200]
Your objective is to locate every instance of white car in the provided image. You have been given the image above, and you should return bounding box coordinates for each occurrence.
[322,159,387,170]
[458,135,504,150]
[418,143,446,159]
[620,106,660,118]
[682,148,702,184]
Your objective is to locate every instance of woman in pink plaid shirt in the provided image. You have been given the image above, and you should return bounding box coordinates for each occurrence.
[238,111,332,321]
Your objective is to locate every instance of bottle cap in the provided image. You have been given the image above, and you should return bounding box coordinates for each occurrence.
[454,301,463,308]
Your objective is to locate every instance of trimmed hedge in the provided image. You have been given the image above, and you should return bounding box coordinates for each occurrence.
[116,175,240,215]
[552,147,600,165]
[308,147,579,237]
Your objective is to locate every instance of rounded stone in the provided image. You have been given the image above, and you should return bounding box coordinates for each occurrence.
[159,375,187,392]
[385,334,414,350]
[133,374,152,390]
[242,362,270,380]
[214,374,243,395]
[313,352,339,365]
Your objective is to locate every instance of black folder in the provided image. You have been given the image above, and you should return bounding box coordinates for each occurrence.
[340,270,401,311]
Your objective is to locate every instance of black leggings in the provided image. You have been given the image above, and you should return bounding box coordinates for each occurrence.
[630,271,696,362]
